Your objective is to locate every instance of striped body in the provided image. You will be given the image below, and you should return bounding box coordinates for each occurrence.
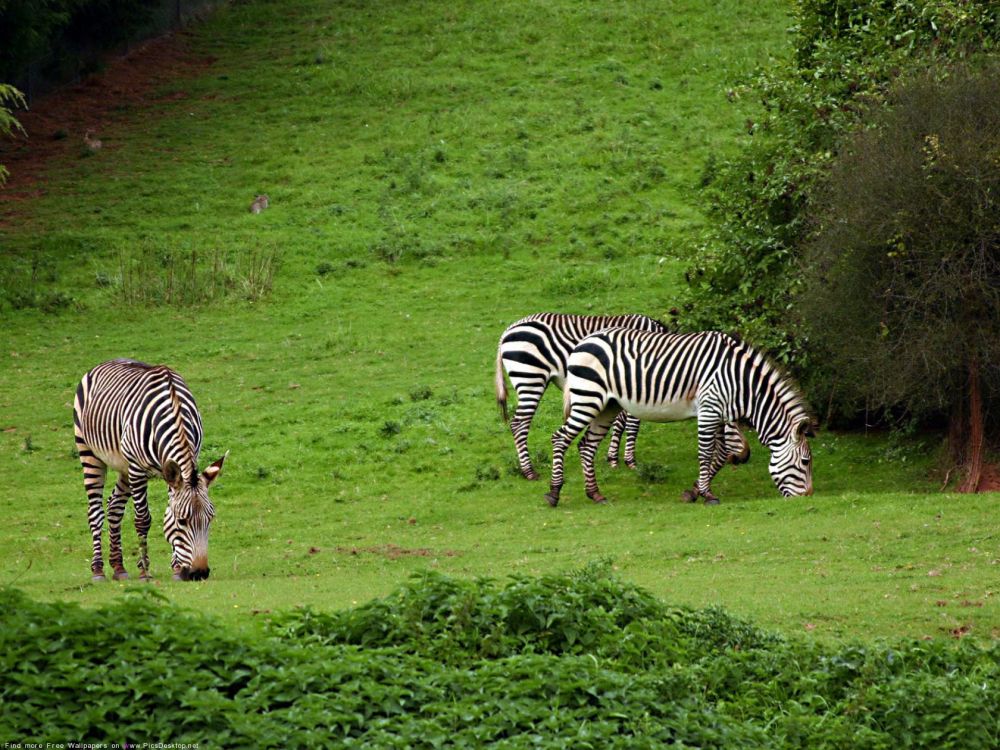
[495,313,667,479]
[546,329,814,506]
[74,359,225,581]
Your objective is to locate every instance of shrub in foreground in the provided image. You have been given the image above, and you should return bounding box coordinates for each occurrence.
[1,565,998,748]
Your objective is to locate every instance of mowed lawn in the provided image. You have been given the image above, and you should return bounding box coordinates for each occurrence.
[1,0,996,643]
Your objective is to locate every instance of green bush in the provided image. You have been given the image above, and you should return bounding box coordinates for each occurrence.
[3,565,999,748]
[682,0,1000,370]
[800,64,1000,469]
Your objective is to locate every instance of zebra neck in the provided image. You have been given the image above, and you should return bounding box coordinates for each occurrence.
[734,354,791,448]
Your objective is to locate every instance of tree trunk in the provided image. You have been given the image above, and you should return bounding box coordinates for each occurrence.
[958,357,984,493]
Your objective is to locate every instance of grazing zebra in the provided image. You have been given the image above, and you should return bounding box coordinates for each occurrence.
[74,359,226,582]
[495,313,667,480]
[545,329,814,507]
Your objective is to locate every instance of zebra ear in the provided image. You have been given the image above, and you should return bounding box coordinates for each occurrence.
[203,450,228,486]
[163,460,184,488]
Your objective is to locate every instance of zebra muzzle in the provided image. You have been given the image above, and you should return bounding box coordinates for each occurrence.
[174,565,211,581]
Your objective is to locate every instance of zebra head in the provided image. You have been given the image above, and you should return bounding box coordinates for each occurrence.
[767,419,815,497]
[162,452,227,581]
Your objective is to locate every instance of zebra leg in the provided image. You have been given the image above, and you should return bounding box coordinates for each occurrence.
[605,412,627,468]
[692,420,726,505]
[79,448,108,581]
[546,420,588,507]
[129,470,153,579]
[106,477,131,580]
[683,424,748,503]
[509,377,548,481]
[580,409,620,503]
[621,415,641,470]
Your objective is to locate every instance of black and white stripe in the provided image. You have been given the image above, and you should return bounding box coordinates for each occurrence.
[74,359,226,581]
[495,313,667,480]
[545,329,814,506]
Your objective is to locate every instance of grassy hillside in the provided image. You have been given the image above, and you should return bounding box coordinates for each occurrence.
[1,0,994,643]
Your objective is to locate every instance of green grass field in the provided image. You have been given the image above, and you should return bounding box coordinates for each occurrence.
[1,0,996,645]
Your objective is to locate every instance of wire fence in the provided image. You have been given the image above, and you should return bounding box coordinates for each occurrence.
[8,0,222,105]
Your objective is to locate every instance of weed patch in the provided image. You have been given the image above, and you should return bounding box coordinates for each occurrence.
[107,238,278,305]
[3,566,998,748]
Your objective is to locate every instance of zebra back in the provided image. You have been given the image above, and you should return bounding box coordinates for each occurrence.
[497,313,664,399]
[569,329,811,446]
[74,359,203,482]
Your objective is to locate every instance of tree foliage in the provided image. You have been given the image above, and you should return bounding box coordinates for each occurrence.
[0,83,26,185]
[0,0,162,83]
[801,64,1000,488]
[681,0,1000,369]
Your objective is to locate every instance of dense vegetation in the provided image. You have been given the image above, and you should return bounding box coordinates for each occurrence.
[801,63,1000,490]
[3,565,999,748]
[0,82,23,183]
[683,0,1000,380]
[0,0,172,83]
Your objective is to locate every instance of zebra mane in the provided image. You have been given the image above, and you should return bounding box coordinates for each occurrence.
[165,371,199,490]
[729,334,814,427]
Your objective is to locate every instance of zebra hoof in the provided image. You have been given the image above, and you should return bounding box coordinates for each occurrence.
[113,570,129,581]
[624,461,637,471]
[91,573,107,582]
[681,489,698,503]
[139,573,153,582]
[588,493,608,504]
[523,470,540,481]
[704,495,721,506]
[544,492,560,507]
[607,459,619,469]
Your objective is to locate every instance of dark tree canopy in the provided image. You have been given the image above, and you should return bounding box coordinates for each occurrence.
[802,63,1000,490]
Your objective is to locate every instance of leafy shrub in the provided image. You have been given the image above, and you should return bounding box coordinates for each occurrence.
[800,63,1000,480]
[2,566,999,748]
[682,0,1000,370]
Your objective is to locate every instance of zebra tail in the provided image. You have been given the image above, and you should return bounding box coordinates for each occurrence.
[495,344,508,423]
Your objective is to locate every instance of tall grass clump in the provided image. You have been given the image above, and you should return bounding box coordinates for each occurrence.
[109,238,278,305]
[0,246,77,312]
[4,565,997,748]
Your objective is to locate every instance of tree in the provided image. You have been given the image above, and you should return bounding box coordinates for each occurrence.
[681,0,1000,370]
[0,83,26,185]
[801,64,1000,491]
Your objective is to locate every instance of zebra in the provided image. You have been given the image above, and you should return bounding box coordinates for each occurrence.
[495,312,750,480]
[74,359,227,582]
[495,313,668,480]
[544,329,815,507]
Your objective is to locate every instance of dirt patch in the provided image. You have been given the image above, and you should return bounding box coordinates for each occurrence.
[335,544,462,561]
[0,29,217,219]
